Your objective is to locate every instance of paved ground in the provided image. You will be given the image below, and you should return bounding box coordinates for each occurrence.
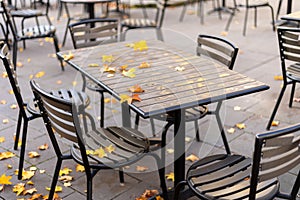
[0,0,300,199]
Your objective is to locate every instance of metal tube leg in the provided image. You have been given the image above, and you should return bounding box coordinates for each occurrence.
[266,85,287,130]
[156,28,164,41]
[289,82,296,107]
[269,5,275,31]
[174,181,187,200]
[243,8,249,36]
[18,120,28,180]
[87,178,93,200]
[100,92,104,127]
[179,1,188,22]
[52,35,64,71]
[13,41,18,70]
[276,0,283,20]
[48,158,62,200]
[14,112,22,150]
[194,120,200,142]
[134,114,140,130]
[119,168,124,185]
[254,7,257,27]
[150,117,156,136]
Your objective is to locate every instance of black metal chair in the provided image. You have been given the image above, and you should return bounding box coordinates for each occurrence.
[267,27,300,130]
[225,0,275,36]
[174,122,300,200]
[0,0,64,71]
[69,18,119,127]
[30,79,168,200]
[146,34,238,157]
[0,41,90,180]
[120,0,167,41]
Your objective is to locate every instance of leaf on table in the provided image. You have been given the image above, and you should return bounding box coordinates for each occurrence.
[136,166,148,172]
[102,55,114,63]
[107,74,115,78]
[103,65,116,73]
[10,104,17,109]
[0,136,5,143]
[45,186,62,192]
[174,66,185,71]
[119,64,128,71]
[129,84,144,93]
[28,193,42,200]
[165,172,174,182]
[0,99,7,104]
[28,151,40,158]
[138,62,150,69]
[94,147,106,158]
[274,75,283,80]
[88,63,100,67]
[35,71,45,78]
[2,119,9,124]
[76,164,85,172]
[186,154,199,162]
[227,128,235,134]
[62,52,74,61]
[122,68,136,78]
[271,120,280,126]
[119,94,141,104]
[59,168,72,176]
[22,170,35,180]
[13,183,25,195]
[105,145,115,153]
[0,173,12,185]
[133,40,148,51]
[38,144,49,150]
[58,175,73,182]
[23,188,37,195]
[235,123,246,130]
[0,151,15,160]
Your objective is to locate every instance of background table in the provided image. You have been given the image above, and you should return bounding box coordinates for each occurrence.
[57,40,269,188]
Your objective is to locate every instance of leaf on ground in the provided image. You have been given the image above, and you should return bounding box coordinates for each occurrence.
[45,186,62,192]
[103,65,116,73]
[56,80,62,85]
[63,182,72,187]
[0,136,5,143]
[271,120,280,126]
[0,174,12,185]
[219,73,230,77]
[0,100,7,104]
[39,170,45,174]
[22,170,35,180]
[102,55,114,63]
[294,98,300,102]
[274,75,283,80]
[186,154,199,162]
[2,119,9,124]
[235,123,246,129]
[93,147,106,158]
[135,189,159,200]
[35,71,45,78]
[27,181,34,185]
[28,151,40,158]
[6,164,12,169]
[59,168,72,176]
[27,58,31,63]
[0,185,3,192]
[166,148,174,154]
[43,192,62,200]
[105,145,115,153]
[138,62,150,69]
[13,183,25,195]
[28,193,42,200]
[88,63,100,67]
[122,68,136,78]
[72,81,77,86]
[174,66,185,71]
[62,52,74,61]
[58,175,73,182]
[10,104,17,109]
[165,172,174,182]
[38,144,49,150]
[129,84,144,93]
[16,62,23,68]
[29,166,37,171]
[136,166,148,172]
[0,151,15,160]
[220,31,228,36]
[185,137,191,142]
[233,106,241,111]
[8,89,13,94]
[227,128,235,134]
[23,188,37,195]
[76,164,85,172]
[2,72,8,78]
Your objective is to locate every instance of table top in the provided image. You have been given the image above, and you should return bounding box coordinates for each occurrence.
[281,11,300,21]
[57,40,269,118]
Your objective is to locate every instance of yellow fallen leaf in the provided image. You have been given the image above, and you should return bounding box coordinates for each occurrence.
[0,151,15,160]
[2,119,9,124]
[0,136,5,143]
[105,145,115,153]
[88,63,99,67]
[39,170,45,174]
[19,47,23,52]
[129,84,144,93]
[102,55,114,63]
[28,193,42,200]
[29,74,34,79]
[72,81,77,86]
[185,137,191,142]
[13,183,25,195]
[29,166,37,171]
[38,143,49,150]
[46,186,62,192]
[64,182,72,187]
[6,164,12,169]
[165,172,174,182]
[27,180,34,185]
[174,66,185,71]
[23,187,37,195]
[219,73,230,77]
[43,193,61,200]
[62,52,74,61]
[274,75,283,80]
[35,71,45,78]
[8,89,13,94]
[271,120,280,126]
[104,98,111,103]
[103,65,116,73]
[28,151,40,158]
[10,104,17,109]
[0,185,3,192]
[76,164,85,172]
[133,40,148,51]
[22,170,35,180]
[0,174,12,185]
[136,166,148,172]
[233,106,241,111]
[27,58,31,63]
[58,175,73,182]
[220,31,228,36]
[0,100,7,104]
[2,72,8,78]
[235,123,246,129]
[59,168,72,176]
[227,128,235,134]
[86,150,94,155]
[186,154,199,162]
[16,62,23,67]
[56,80,62,85]
[138,62,150,69]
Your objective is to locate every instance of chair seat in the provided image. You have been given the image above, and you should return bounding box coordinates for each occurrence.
[17,25,56,39]
[240,0,270,7]
[10,9,43,17]
[186,154,279,199]
[153,106,208,122]
[71,126,149,169]
[121,18,157,28]
[287,63,300,81]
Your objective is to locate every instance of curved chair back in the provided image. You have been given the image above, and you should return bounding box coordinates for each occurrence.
[69,18,119,49]
[197,34,239,70]
[155,0,168,28]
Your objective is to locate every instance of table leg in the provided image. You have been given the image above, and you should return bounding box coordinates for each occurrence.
[287,0,292,14]
[173,109,185,187]
[121,103,132,128]
[87,3,95,19]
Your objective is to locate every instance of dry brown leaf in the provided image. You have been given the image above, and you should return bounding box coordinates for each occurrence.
[38,144,49,150]
[129,84,144,93]
[28,151,40,158]
[271,120,280,126]
[186,154,199,162]
[43,192,62,200]
[136,166,149,172]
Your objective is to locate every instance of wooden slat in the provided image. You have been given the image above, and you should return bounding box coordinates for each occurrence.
[198,37,234,57]
[263,136,300,157]
[197,47,231,67]
[264,133,294,147]
[282,31,300,40]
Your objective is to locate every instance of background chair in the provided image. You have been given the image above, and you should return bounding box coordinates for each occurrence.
[225,0,275,36]
[147,34,238,158]
[0,41,90,180]
[174,122,300,199]
[267,27,300,130]
[69,18,119,127]
[0,0,63,71]
[30,80,168,200]
[120,0,167,41]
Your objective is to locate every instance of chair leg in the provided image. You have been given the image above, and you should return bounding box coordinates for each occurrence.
[14,111,22,150]
[87,177,93,200]
[215,102,231,154]
[48,158,63,200]
[52,35,64,71]
[134,114,140,130]
[179,1,188,22]
[99,91,104,127]
[225,4,236,31]
[62,18,71,47]
[276,0,283,20]
[289,82,296,107]
[243,8,249,36]
[269,4,275,31]
[118,168,125,185]
[120,28,127,41]
[150,117,156,137]
[174,181,187,200]
[12,41,18,70]
[18,119,28,180]
[266,85,287,130]
[156,28,164,41]
[199,0,204,24]
[161,121,173,178]
[194,120,200,142]
[150,152,168,198]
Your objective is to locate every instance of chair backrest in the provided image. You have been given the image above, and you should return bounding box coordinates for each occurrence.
[277,27,300,82]
[155,0,168,28]
[69,18,119,49]
[0,42,26,117]
[196,34,239,70]
[0,0,18,40]
[249,123,300,199]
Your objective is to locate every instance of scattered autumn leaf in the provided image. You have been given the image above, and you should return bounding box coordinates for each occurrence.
[122,68,136,78]
[76,164,85,172]
[72,81,77,86]
[165,172,174,182]
[38,144,49,150]
[294,98,300,102]
[0,136,5,143]
[62,52,74,61]
[0,173,12,185]
[39,170,45,174]
[29,166,37,171]
[129,84,144,93]
[93,147,106,158]
[27,180,34,185]
[103,65,116,73]
[0,100,7,104]
[35,71,45,78]
[2,119,9,124]
[0,185,3,192]
[88,63,99,67]
[13,183,25,195]
[2,72,8,78]
[56,80,62,85]
[22,170,35,180]
[138,62,150,69]
[133,40,148,51]
[27,58,31,63]
[220,31,228,36]
[6,164,12,169]
[271,120,280,126]
[8,89,13,94]
[58,175,73,182]
[135,189,159,200]
[185,137,191,142]
[186,154,199,162]
[274,75,283,80]
[174,66,185,71]
[233,106,241,111]
[235,123,246,129]
[227,128,235,134]
[86,150,94,155]
[28,151,40,158]
[0,151,15,160]
[10,104,17,109]
[105,145,115,153]
[166,148,174,154]
[102,55,114,62]
[136,166,148,172]
[23,188,37,195]
[28,193,42,200]
[16,62,23,67]
[45,186,62,192]
[59,168,72,176]
[43,193,61,200]
[64,182,72,187]
[119,65,128,71]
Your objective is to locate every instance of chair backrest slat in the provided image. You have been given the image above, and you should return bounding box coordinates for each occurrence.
[197,35,239,70]
[263,136,300,157]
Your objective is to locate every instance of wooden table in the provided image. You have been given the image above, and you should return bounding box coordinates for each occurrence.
[281,10,300,23]
[57,40,269,188]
